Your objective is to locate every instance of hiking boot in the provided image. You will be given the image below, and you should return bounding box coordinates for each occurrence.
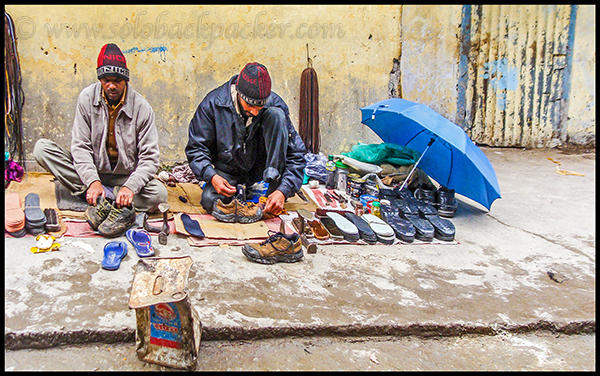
[211,197,263,223]
[84,196,115,231]
[242,230,303,264]
[98,205,136,238]
[235,199,263,223]
[211,198,237,223]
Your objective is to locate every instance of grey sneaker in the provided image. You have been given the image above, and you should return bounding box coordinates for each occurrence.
[98,205,137,238]
[84,196,114,231]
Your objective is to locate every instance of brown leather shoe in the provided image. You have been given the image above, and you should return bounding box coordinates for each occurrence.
[242,231,303,264]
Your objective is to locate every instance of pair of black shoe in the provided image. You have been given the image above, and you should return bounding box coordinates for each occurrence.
[413,183,458,218]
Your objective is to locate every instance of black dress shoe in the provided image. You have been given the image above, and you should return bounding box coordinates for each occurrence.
[414,182,437,206]
[436,186,458,218]
[380,204,415,243]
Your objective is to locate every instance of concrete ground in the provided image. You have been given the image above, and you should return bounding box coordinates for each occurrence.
[4,147,596,370]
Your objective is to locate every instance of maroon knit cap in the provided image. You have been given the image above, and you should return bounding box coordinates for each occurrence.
[96,43,129,81]
[236,62,271,106]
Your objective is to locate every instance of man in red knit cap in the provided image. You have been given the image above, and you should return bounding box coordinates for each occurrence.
[185,62,307,220]
[33,43,167,238]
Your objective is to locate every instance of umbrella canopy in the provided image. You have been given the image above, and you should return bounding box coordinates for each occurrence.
[360,98,501,210]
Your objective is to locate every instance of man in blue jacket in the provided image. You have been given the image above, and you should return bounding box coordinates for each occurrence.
[185,62,307,217]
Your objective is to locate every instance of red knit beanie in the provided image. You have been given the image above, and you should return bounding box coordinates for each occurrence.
[236,62,271,106]
[96,43,129,81]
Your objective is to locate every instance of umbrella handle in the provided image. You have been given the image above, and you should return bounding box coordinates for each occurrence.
[398,138,435,192]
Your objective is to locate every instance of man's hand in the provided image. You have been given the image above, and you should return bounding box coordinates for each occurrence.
[211,174,236,197]
[264,190,285,215]
[86,180,105,205]
[115,186,134,208]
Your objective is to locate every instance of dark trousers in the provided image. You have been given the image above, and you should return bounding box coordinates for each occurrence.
[201,107,288,213]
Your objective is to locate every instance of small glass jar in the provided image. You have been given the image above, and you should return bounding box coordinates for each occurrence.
[371,200,381,218]
[355,202,364,216]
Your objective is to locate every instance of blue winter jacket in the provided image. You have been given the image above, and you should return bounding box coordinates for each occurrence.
[185,75,307,199]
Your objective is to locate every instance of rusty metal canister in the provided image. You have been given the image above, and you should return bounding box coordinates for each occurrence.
[128,256,202,370]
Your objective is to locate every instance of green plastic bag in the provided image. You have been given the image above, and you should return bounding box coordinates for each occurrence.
[342,142,420,167]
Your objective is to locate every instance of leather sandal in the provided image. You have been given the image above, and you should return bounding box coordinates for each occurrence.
[292,216,314,238]
[297,209,330,241]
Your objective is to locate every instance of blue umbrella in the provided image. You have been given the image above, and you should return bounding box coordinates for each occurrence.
[360,98,501,210]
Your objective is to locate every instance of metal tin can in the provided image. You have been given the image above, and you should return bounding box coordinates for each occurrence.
[337,168,349,192]
[129,256,202,370]
[347,173,360,195]
[349,177,365,200]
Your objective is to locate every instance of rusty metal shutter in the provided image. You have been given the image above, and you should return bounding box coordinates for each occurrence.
[457,5,577,147]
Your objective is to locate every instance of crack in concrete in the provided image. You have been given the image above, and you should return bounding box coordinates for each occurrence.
[5,320,595,350]
[485,214,595,262]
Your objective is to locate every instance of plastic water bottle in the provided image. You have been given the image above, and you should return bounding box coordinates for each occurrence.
[325,155,337,189]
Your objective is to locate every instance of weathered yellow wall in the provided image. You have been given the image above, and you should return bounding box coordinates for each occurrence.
[5,4,594,171]
[399,5,462,121]
[5,4,401,169]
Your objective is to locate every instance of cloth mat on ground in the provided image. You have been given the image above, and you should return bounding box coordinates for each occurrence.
[5,172,318,239]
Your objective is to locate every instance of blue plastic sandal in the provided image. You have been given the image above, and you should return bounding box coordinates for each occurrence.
[125,228,155,257]
[101,241,128,270]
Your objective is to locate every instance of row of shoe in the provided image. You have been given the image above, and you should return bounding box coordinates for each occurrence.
[379,187,456,242]
[292,208,398,245]
[84,196,136,238]
[241,208,401,265]
[5,192,64,237]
